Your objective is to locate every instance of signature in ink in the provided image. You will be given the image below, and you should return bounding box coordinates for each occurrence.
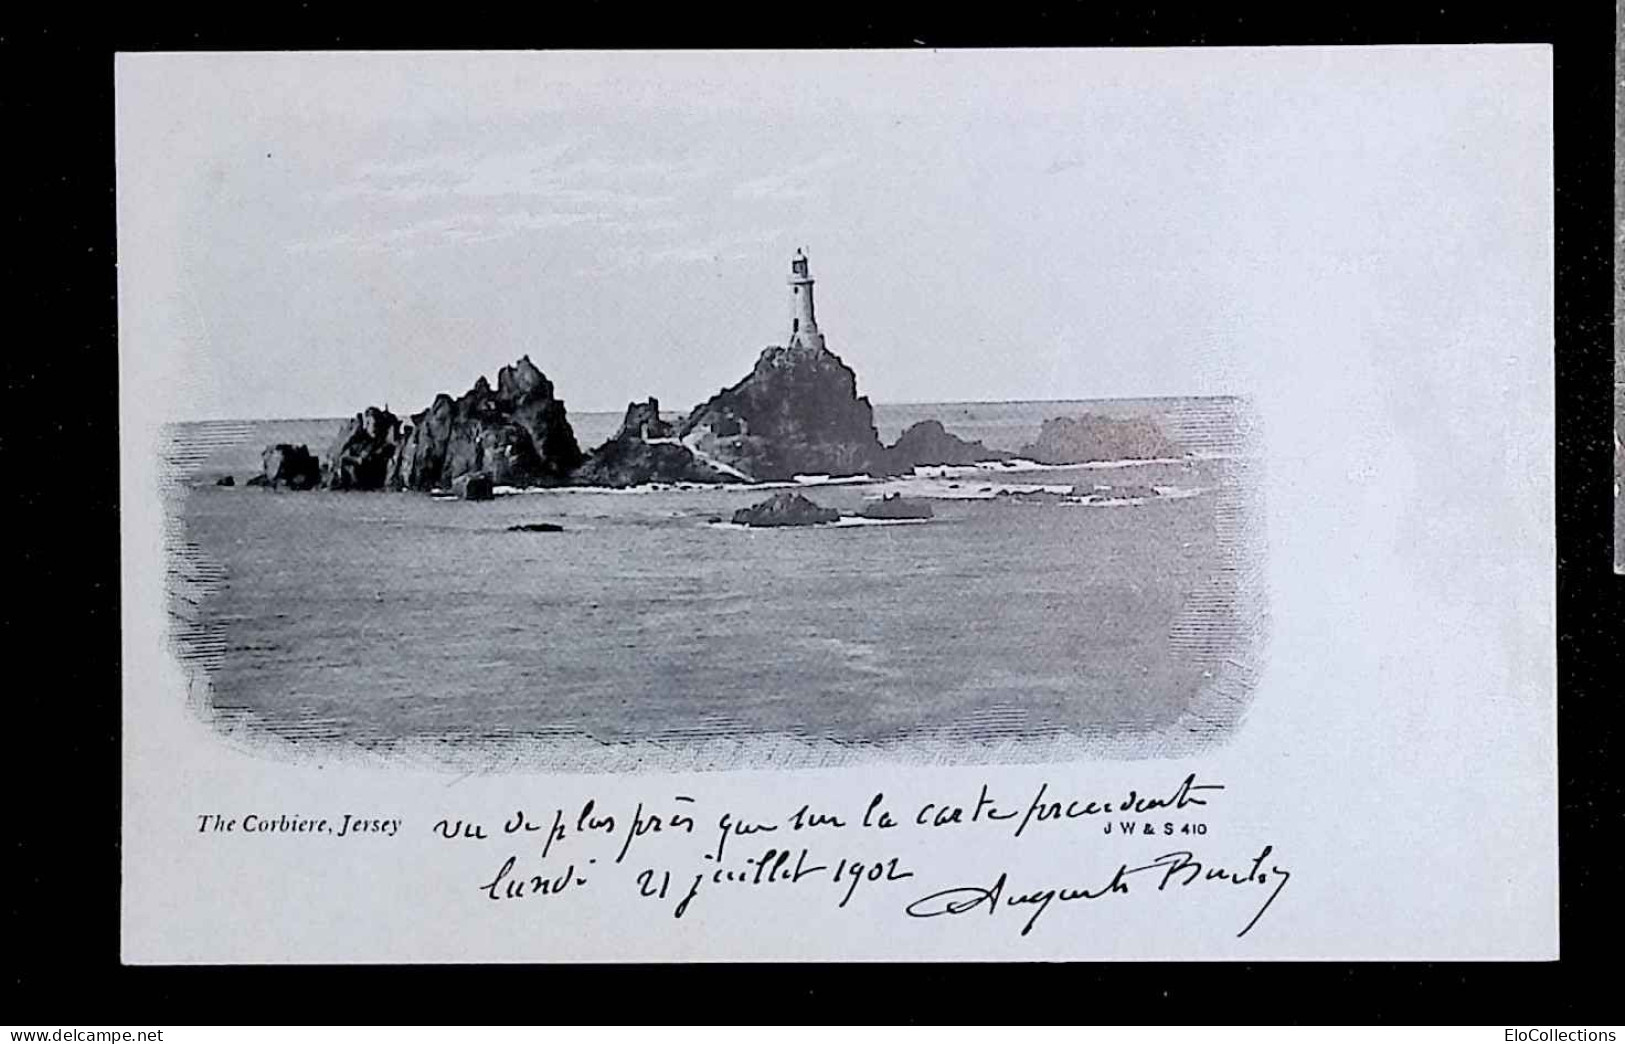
[903,845,1291,939]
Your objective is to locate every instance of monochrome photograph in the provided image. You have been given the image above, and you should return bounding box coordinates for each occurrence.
[143,51,1269,771]
[114,47,1561,965]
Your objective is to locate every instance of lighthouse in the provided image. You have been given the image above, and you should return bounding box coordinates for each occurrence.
[786,248,825,351]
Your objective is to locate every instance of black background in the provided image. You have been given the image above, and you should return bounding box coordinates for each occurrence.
[4,5,1619,1025]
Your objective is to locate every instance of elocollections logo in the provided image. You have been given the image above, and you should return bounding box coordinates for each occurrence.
[1505,1031,1616,1042]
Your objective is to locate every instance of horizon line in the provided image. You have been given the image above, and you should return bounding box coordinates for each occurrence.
[165,392,1244,426]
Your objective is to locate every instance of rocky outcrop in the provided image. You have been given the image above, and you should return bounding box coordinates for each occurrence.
[215,475,235,487]
[324,406,401,490]
[883,420,1010,470]
[1018,414,1182,465]
[679,344,889,482]
[618,398,673,441]
[508,522,564,533]
[452,472,494,501]
[329,356,582,492]
[575,439,734,487]
[572,397,741,487]
[731,491,840,528]
[994,487,1073,504]
[394,357,582,489]
[251,444,321,490]
[858,493,934,520]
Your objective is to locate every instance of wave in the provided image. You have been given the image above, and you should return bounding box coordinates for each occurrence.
[910,460,1047,477]
[1066,495,1152,508]
[493,474,880,497]
[1062,485,1209,508]
[830,516,931,527]
[911,456,1203,478]
[1065,455,1193,470]
[482,474,1212,502]
[707,515,932,532]
[790,473,874,486]
[868,480,1076,501]
[860,478,1211,506]
[492,481,755,497]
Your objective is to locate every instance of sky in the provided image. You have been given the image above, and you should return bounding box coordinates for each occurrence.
[116,48,1551,420]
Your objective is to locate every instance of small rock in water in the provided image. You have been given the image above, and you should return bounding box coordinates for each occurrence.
[997,487,1072,503]
[215,475,236,487]
[256,443,321,490]
[731,491,839,528]
[858,493,934,520]
[452,472,495,501]
[507,522,564,533]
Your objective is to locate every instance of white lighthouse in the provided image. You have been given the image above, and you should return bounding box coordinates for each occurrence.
[786,248,825,351]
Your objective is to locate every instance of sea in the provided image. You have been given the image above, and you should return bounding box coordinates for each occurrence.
[163,398,1266,772]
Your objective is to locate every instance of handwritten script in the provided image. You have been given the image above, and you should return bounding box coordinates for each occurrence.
[197,773,1291,941]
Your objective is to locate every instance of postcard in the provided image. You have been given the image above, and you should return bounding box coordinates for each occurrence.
[118,47,1557,962]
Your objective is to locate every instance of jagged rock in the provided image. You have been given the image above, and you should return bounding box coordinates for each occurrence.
[324,406,401,490]
[883,420,1010,469]
[731,491,840,528]
[995,487,1073,503]
[679,344,889,482]
[384,356,583,491]
[858,493,934,520]
[256,444,321,490]
[618,397,673,441]
[1018,414,1182,465]
[573,397,739,487]
[508,522,564,533]
[452,472,495,501]
[495,356,584,470]
[214,475,235,487]
[574,440,741,487]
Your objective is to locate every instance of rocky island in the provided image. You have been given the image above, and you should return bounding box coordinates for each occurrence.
[574,397,742,487]
[731,491,841,528]
[246,252,1183,494]
[311,355,582,493]
[858,493,934,520]
[1018,413,1181,465]
[678,342,891,482]
[882,420,1010,470]
[247,444,321,490]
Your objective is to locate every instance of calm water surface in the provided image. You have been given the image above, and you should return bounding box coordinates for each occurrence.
[165,399,1261,768]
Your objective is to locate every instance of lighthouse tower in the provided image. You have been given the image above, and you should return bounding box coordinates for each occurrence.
[786,248,825,351]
